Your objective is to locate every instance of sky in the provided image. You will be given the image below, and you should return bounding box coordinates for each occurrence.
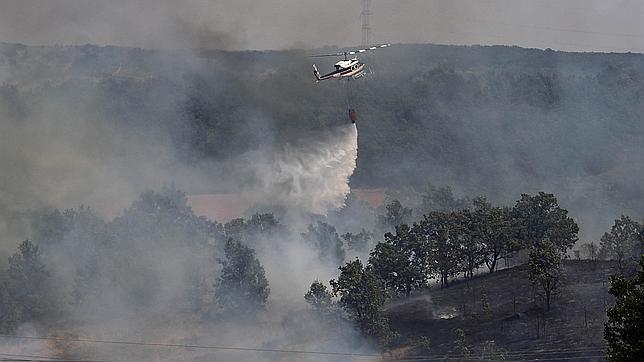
[0,0,643,52]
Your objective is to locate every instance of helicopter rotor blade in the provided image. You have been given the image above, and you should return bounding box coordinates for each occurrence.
[308,52,346,58]
[348,43,391,55]
[308,44,390,58]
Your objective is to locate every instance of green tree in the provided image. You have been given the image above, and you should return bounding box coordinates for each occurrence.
[420,184,469,215]
[302,221,345,265]
[378,199,412,231]
[528,240,563,311]
[581,242,599,271]
[222,218,247,244]
[472,198,519,273]
[304,280,334,313]
[0,277,19,333]
[106,187,223,309]
[187,271,213,315]
[112,186,223,247]
[342,229,373,253]
[330,259,395,346]
[247,212,282,234]
[639,222,644,260]
[329,192,376,235]
[384,187,422,212]
[416,212,461,288]
[224,213,283,246]
[28,206,110,305]
[512,192,578,252]
[604,256,644,361]
[454,209,486,280]
[412,336,432,355]
[600,215,642,274]
[0,240,53,332]
[214,239,270,313]
[453,328,471,357]
[369,224,430,297]
[29,208,71,245]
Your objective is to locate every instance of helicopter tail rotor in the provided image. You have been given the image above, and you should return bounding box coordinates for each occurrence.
[312,64,322,81]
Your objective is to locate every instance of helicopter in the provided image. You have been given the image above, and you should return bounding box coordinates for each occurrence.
[311,43,391,82]
[310,44,391,123]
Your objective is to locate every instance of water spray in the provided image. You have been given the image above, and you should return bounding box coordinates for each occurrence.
[245,124,358,216]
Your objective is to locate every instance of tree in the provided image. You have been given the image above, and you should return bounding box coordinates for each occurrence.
[112,186,223,247]
[330,259,395,346]
[384,188,422,212]
[28,206,110,305]
[528,240,563,311]
[604,256,644,361]
[453,328,471,357]
[186,270,213,315]
[29,208,72,245]
[454,209,486,280]
[214,239,270,313]
[224,213,283,246]
[639,222,644,260]
[342,229,373,253]
[304,280,334,313]
[411,336,432,356]
[302,221,345,265]
[223,218,246,239]
[246,213,282,236]
[0,240,53,332]
[0,277,18,333]
[600,215,642,274]
[420,184,468,215]
[329,192,377,235]
[472,198,518,273]
[512,192,578,252]
[369,224,430,297]
[581,242,599,271]
[106,187,223,309]
[416,212,462,288]
[378,199,412,231]
[30,206,107,247]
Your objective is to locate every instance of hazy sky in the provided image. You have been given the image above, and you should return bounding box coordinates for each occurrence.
[1,0,644,52]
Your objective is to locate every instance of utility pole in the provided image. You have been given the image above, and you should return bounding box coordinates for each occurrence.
[361,0,371,46]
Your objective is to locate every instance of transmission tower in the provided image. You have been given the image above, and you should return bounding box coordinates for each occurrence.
[361,0,371,46]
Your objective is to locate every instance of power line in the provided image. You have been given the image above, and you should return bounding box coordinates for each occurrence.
[404,351,606,361]
[0,357,100,362]
[0,353,102,362]
[394,346,606,361]
[0,359,86,362]
[0,356,99,362]
[0,354,58,360]
[396,355,606,362]
[0,337,608,360]
[0,335,380,358]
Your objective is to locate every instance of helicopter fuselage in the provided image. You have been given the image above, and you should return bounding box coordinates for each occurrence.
[313,58,365,81]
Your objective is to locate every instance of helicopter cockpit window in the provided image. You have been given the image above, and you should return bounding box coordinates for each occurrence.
[335,65,341,70]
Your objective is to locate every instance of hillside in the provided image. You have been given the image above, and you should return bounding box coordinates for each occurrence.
[1,42,644,238]
[385,260,615,360]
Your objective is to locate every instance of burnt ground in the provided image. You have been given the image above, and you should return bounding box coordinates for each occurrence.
[384,260,617,361]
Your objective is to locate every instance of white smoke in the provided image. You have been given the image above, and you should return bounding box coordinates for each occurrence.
[245,124,358,215]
